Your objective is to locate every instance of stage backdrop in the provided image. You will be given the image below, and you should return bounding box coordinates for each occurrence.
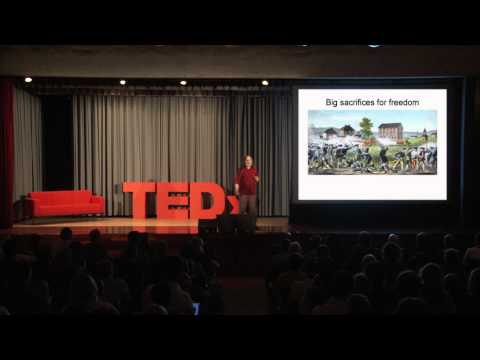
[73,90,293,216]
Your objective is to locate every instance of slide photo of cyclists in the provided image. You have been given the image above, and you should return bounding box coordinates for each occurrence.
[308,110,438,175]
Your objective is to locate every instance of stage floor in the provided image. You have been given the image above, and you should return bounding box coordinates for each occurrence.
[7,216,290,236]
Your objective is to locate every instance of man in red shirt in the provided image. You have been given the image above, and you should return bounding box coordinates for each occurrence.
[234,155,260,216]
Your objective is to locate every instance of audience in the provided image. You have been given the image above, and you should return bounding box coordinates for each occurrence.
[312,270,353,315]
[1,228,479,315]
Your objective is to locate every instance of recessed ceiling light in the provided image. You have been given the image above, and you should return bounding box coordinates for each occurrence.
[261,80,269,86]
[180,80,187,86]
[119,80,126,85]
[368,45,381,48]
[24,77,32,83]
[299,44,309,47]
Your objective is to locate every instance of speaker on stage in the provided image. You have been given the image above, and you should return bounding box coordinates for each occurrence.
[236,214,256,233]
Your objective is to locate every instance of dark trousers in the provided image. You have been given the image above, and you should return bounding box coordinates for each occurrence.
[239,194,257,216]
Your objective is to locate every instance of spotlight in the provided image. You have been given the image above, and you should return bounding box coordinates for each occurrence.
[24,77,32,83]
[119,80,126,85]
[368,45,381,48]
[261,80,269,86]
[180,80,187,86]
[299,44,309,47]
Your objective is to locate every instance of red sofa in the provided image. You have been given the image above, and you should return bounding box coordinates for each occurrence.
[26,190,105,217]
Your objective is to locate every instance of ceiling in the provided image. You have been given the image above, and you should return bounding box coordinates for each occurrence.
[1,45,480,79]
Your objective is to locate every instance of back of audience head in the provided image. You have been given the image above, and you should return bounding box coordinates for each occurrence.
[150,281,172,308]
[331,270,353,298]
[60,227,73,244]
[316,244,330,259]
[280,237,291,253]
[387,233,401,246]
[381,241,402,264]
[157,240,168,258]
[419,263,443,291]
[288,253,304,271]
[69,272,98,309]
[348,293,373,315]
[444,248,460,269]
[10,262,33,290]
[394,297,427,315]
[89,229,101,244]
[191,236,205,254]
[474,233,480,247]
[358,231,372,248]
[443,273,462,297]
[353,272,369,295]
[29,280,52,313]
[288,241,302,255]
[443,233,456,249]
[395,270,421,299]
[94,259,114,280]
[361,254,378,272]
[467,267,480,297]
[365,262,384,288]
[166,256,185,283]
[143,303,168,315]
[416,232,433,252]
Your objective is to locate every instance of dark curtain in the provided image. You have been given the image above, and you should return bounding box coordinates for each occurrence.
[73,90,293,216]
[0,78,14,229]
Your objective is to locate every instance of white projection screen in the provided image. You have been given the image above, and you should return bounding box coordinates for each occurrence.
[297,88,448,201]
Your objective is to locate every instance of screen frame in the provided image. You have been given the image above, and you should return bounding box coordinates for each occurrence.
[291,78,462,206]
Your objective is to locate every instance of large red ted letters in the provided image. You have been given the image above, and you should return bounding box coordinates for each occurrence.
[123,182,239,219]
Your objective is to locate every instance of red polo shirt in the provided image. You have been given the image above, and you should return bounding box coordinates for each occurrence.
[235,166,258,195]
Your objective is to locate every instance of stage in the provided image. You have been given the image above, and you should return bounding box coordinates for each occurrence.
[4,216,472,238]
[7,216,290,236]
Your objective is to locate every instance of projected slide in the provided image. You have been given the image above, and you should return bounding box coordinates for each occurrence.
[298,89,447,201]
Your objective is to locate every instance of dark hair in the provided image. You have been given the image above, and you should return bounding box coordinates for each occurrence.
[150,281,172,308]
[60,227,73,242]
[280,237,291,252]
[474,232,480,245]
[289,253,304,271]
[395,270,421,298]
[443,248,460,268]
[444,273,462,297]
[443,233,456,249]
[348,293,373,315]
[468,267,480,297]
[419,262,443,289]
[94,259,114,279]
[381,241,402,264]
[69,272,98,307]
[365,262,384,288]
[416,232,432,251]
[166,256,185,282]
[316,244,330,258]
[358,231,372,246]
[394,297,426,315]
[331,270,353,298]
[353,273,369,295]
[89,229,101,244]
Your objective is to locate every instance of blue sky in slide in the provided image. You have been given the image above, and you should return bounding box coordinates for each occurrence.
[308,110,437,132]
